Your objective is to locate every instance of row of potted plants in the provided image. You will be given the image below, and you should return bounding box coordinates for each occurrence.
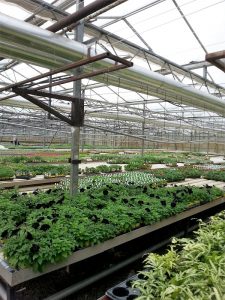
[90,153,209,165]
[204,170,225,182]
[82,164,122,175]
[0,177,223,271]
[150,167,225,183]
[0,154,69,164]
[133,210,225,299]
[0,165,71,180]
[193,164,225,171]
[150,167,202,182]
[0,168,15,181]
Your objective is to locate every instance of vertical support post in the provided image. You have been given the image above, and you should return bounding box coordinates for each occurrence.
[81,126,85,152]
[48,75,52,119]
[141,101,146,156]
[203,66,207,79]
[207,131,210,155]
[190,132,192,152]
[70,0,84,196]
[93,128,96,148]
[6,284,16,300]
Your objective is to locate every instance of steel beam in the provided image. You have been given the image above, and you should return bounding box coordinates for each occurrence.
[70,0,84,197]
[19,89,81,102]
[34,64,131,90]
[12,87,73,125]
[0,53,110,93]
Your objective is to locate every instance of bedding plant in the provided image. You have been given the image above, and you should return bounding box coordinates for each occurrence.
[0,167,15,180]
[0,172,223,272]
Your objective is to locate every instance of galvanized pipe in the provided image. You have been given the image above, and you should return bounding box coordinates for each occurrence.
[0,13,225,116]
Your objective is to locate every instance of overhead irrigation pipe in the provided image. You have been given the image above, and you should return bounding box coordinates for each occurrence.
[47,0,119,33]
[1,13,225,115]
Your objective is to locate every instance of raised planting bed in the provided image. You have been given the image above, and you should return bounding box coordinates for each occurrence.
[0,173,223,272]
[0,154,69,164]
[193,164,225,171]
[0,177,63,189]
[76,172,166,190]
[203,170,225,182]
[82,164,122,175]
[149,167,202,182]
[0,196,225,289]
[149,168,186,182]
[15,175,33,180]
[90,153,210,166]
[132,209,225,300]
[0,178,14,182]
[13,164,70,177]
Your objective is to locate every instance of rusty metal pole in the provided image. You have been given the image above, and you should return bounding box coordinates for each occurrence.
[47,0,118,33]
[70,0,84,196]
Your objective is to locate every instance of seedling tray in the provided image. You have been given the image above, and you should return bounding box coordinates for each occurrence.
[106,275,140,300]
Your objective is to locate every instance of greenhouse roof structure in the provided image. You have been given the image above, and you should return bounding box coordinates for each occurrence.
[0,0,225,145]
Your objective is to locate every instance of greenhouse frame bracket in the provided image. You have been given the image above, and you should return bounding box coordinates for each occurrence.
[0,52,132,94]
[12,87,75,126]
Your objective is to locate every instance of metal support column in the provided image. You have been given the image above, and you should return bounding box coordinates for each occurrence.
[141,101,146,156]
[48,75,52,120]
[70,0,84,196]
[6,284,16,300]
[81,126,85,152]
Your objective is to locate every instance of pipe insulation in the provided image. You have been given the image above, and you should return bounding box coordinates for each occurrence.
[0,13,225,116]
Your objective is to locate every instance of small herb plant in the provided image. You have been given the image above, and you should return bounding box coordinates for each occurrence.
[133,210,225,300]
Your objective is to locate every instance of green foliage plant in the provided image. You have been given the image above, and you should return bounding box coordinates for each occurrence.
[133,210,225,300]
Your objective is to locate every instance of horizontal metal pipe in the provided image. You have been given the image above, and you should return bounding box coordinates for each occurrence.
[0,120,69,133]
[20,89,79,102]
[68,0,128,31]
[0,52,110,93]
[0,13,225,116]
[47,0,118,32]
[34,64,128,90]
[13,88,73,125]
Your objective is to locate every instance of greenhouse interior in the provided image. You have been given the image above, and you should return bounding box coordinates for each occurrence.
[0,0,225,299]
